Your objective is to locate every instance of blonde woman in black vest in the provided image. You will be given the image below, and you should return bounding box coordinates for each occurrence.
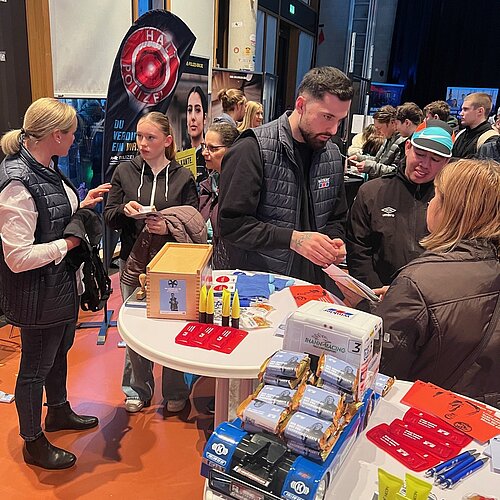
[0,98,110,470]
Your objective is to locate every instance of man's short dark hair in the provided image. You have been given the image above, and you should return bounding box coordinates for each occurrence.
[373,105,396,124]
[396,102,424,125]
[423,100,450,121]
[297,66,353,102]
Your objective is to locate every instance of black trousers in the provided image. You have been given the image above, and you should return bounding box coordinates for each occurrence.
[15,321,76,441]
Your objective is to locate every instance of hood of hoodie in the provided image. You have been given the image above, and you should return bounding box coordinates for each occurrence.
[129,154,184,206]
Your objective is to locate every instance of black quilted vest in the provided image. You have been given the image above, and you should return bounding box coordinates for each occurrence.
[242,112,344,275]
[0,148,78,328]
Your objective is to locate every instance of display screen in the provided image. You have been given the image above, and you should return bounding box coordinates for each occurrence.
[368,82,405,115]
[445,86,499,117]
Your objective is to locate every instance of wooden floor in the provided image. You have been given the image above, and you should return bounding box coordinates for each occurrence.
[0,273,214,499]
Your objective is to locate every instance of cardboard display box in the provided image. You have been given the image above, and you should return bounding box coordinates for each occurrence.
[283,301,383,400]
[146,243,212,320]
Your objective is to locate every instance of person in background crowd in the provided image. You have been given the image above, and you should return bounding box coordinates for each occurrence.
[213,88,246,127]
[186,86,209,185]
[347,123,384,158]
[394,102,424,151]
[453,92,498,158]
[237,101,264,132]
[219,66,352,289]
[347,120,453,288]
[376,159,500,408]
[104,111,198,415]
[424,99,458,133]
[478,108,500,161]
[199,123,239,269]
[0,98,110,470]
[423,100,450,122]
[348,105,406,178]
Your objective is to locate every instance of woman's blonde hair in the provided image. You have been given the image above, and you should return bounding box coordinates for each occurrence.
[1,97,76,156]
[421,159,500,253]
[237,101,263,132]
[138,111,176,160]
[217,88,246,113]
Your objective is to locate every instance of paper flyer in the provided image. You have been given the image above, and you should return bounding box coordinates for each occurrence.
[323,264,380,302]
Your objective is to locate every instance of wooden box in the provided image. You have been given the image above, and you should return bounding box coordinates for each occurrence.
[146,243,213,320]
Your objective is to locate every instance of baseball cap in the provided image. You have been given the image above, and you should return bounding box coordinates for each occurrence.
[411,119,454,158]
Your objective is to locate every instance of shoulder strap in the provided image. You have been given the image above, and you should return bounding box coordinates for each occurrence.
[444,293,500,388]
[477,129,499,150]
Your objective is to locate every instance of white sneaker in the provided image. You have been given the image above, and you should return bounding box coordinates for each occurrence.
[166,399,187,412]
[125,398,150,413]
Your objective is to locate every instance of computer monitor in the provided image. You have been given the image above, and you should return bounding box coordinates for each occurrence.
[368,82,405,115]
[445,86,499,117]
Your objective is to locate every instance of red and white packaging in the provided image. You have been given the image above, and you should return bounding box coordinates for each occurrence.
[403,408,472,447]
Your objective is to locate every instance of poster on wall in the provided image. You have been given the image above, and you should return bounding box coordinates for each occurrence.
[101,9,195,184]
[168,55,210,184]
[210,68,263,123]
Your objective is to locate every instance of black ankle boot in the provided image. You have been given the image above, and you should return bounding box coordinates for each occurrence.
[23,433,76,470]
[45,401,99,432]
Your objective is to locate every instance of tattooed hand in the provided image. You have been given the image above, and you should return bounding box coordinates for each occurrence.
[290,231,346,267]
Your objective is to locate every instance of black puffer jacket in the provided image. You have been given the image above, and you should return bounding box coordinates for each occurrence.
[377,240,500,408]
[0,148,78,327]
[346,162,434,288]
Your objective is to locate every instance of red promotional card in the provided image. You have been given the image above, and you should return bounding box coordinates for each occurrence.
[388,419,461,460]
[366,423,438,471]
[401,381,500,443]
[175,323,202,346]
[403,408,472,447]
[289,285,335,306]
[191,324,218,349]
[175,323,248,354]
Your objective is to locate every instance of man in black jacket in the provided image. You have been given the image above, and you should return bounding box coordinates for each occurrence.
[346,120,453,288]
[452,92,498,158]
[219,67,353,287]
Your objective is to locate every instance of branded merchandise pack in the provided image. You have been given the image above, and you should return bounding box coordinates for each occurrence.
[283,301,382,399]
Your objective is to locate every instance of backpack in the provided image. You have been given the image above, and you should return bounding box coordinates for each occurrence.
[80,245,113,312]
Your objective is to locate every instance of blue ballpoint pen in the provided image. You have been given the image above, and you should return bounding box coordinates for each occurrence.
[440,457,489,489]
[434,453,480,484]
[425,449,477,477]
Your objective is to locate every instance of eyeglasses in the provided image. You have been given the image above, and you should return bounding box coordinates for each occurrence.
[201,143,225,153]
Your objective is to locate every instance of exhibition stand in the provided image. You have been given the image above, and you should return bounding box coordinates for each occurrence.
[203,381,500,499]
[117,275,304,427]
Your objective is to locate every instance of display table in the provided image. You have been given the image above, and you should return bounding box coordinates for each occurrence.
[203,381,500,499]
[326,381,500,499]
[117,278,302,426]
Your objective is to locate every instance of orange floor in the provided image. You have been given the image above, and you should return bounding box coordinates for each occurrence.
[0,273,214,499]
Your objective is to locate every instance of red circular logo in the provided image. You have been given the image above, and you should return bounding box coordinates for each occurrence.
[120,27,180,106]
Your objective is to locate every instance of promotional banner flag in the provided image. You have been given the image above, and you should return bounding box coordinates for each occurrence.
[102,9,196,183]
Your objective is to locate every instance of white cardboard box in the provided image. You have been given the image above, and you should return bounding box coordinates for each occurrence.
[283,301,382,399]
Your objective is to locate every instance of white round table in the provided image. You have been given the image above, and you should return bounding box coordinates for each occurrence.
[117,280,301,426]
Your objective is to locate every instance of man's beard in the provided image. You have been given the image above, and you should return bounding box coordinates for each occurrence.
[298,121,330,151]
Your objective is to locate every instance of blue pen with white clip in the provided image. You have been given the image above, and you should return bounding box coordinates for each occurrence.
[434,452,480,484]
[439,457,489,489]
[425,449,477,477]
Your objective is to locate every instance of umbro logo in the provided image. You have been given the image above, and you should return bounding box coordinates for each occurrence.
[381,206,396,217]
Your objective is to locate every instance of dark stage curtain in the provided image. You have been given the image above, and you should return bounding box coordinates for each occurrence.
[388,0,500,110]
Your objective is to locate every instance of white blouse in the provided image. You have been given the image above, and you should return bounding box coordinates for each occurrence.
[0,178,78,273]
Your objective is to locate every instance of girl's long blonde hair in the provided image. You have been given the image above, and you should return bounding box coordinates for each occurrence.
[237,101,263,132]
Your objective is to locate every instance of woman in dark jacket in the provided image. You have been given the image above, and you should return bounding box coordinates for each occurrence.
[104,111,198,414]
[199,122,239,269]
[0,98,110,470]
[376,159,500,407]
